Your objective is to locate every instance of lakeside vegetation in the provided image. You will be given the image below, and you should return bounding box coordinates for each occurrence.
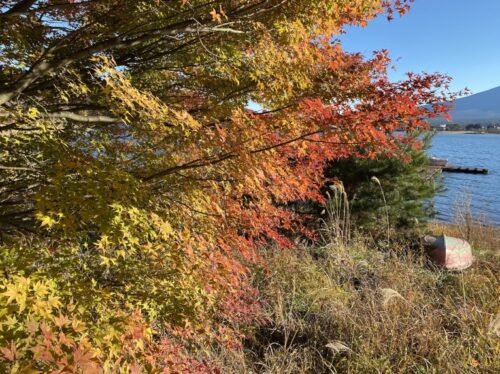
[214,222,499,373]
[1,1,498,372]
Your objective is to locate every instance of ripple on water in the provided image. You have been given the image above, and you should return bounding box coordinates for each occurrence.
[429,133,500,225]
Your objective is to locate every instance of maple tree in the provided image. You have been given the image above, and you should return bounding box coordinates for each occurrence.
[0,0,455,371]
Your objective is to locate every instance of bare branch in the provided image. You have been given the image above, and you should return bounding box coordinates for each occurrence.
[142,129,325,182]
[0,24,245,106]
[0,0,37,18]
[0,165,38,172]
[45,111,120,123]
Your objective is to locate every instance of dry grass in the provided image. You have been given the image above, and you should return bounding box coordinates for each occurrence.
[214,232,499,373]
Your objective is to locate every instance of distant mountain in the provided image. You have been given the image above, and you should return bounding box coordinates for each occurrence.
[430,86,500,125]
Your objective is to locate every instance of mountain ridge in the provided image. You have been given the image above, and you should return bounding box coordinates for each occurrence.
[431,85,500,124]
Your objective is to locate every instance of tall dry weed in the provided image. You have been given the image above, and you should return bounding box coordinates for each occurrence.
[320,183,351,246]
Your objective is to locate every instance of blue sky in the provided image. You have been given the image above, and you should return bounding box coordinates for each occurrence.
[339,0,500,95]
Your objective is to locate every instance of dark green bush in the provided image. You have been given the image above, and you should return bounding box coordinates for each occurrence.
[325,132,442,238]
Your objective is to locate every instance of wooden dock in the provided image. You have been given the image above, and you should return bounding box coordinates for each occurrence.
[426,159,489,178]
[442,165,488,174]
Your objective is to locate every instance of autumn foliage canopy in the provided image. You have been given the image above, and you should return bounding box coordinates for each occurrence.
[0,0,454,371]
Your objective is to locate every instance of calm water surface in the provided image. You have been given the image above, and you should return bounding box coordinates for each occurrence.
[429,133,500,225]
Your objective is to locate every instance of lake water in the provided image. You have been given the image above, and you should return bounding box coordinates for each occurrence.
[429,133,500,225]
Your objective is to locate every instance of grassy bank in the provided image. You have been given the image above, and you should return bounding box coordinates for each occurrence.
[214,225,499,373]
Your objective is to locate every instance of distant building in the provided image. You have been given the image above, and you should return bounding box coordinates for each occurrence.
[486,123,500,133]
[465,123,484,131]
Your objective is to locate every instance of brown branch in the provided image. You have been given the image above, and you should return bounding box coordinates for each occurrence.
[302,138,360,146]
[0,165,38,172]
[142,129,326,182]
[0,0,37,18]
[0,23,245,106]
[142,153,236,182]
[45,111,120,123]
[251,104,295,115]
[249,129,323,154]
[163,195,220,217]
[0,208,36,219]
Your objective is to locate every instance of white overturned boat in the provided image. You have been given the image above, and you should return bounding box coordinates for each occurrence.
[429,157,448,167]
[424,235,474,270]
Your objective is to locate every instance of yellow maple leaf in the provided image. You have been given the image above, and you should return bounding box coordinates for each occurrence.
[36,212,57,228]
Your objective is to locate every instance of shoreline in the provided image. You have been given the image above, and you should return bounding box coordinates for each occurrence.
[430,219,500,229]
[434,130,500,135]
